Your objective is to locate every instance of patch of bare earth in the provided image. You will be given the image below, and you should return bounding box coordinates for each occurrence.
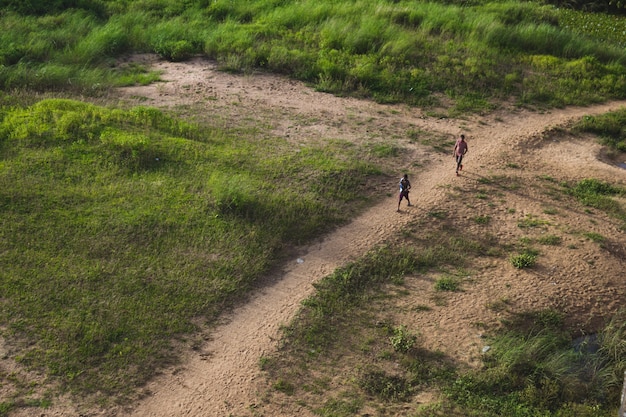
[6,55,626,416]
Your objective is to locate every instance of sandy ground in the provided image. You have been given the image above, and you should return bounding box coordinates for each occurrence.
[9,55,626,416]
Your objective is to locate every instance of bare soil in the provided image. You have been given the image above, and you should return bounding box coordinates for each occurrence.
[12,55,626,416]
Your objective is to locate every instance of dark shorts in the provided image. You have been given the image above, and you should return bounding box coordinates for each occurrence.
[399,190,409,201]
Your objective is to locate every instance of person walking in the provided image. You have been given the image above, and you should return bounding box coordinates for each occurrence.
[453,134,468,176]
[397,173,412,211]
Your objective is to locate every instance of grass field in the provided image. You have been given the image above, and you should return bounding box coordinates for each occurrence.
[0,98,381,408]
[1,0,626,415]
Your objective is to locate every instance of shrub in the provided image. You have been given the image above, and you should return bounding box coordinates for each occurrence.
[434,276,461,291]
[389,325,417,353]
[510,253,537,269]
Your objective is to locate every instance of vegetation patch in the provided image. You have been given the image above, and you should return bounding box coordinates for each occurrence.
[2,1,626,108]
[510,252,537,269]
[444,309,626,417]
[0,98,379,403]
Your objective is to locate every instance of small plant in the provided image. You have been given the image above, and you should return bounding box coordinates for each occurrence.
[584,232,605,243]
[510,253,537,269]
[273,379,295,395]
[474,215,490,224]
[434,276,461,292]
[518,214,550,228]
[519,236,533,245]
[534,309,564,328]
[537,234,561,245]
[259,356,271,370]
[389,325,417,353]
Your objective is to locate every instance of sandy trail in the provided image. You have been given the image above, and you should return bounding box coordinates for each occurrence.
[103,57,626,417]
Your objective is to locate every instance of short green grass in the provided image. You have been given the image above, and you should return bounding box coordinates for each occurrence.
[0,98,381,405]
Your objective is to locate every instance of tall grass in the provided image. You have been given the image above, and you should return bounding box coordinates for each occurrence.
[575,108,626,152]
[2,1,626,108]
[0,99,379,404]
[446,310,626,416]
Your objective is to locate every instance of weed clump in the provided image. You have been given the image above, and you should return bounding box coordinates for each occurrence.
[510,252,537,269]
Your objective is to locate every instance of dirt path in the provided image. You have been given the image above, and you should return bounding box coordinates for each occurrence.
[61,56,617,417]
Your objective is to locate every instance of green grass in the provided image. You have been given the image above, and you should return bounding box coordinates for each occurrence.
[517,214,550,228]
[3,0,626,414]
[2,1,626,108]
[564,178,626,227]
[444,309,626,417]
[510,252,537,269]
[0,98,380,402]
[537,234,562,245]
[575,109,626,152]
[584,232,606,243]
[434,275,462,292]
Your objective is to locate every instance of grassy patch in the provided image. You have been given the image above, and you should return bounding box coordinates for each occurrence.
[434,275,462,292]
[474,215,491,224]
[0,98,380,403]
[537,234,562,245]
[517,214,550,228]
[584,232,606,243]
[444,308,626,417]
[2,2,626,108]
[510,252,537,269]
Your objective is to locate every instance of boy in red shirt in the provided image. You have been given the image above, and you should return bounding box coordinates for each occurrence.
[453,134,468,176]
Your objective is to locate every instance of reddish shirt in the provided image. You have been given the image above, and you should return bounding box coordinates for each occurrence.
[454,139,468,156]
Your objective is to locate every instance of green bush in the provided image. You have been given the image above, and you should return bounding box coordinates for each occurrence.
[434,276,461,291]
[510,253,537,269]
[389,325,417,353]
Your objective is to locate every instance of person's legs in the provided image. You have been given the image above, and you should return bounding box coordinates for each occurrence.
[456,155,463,173]
[398,191,411,210]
